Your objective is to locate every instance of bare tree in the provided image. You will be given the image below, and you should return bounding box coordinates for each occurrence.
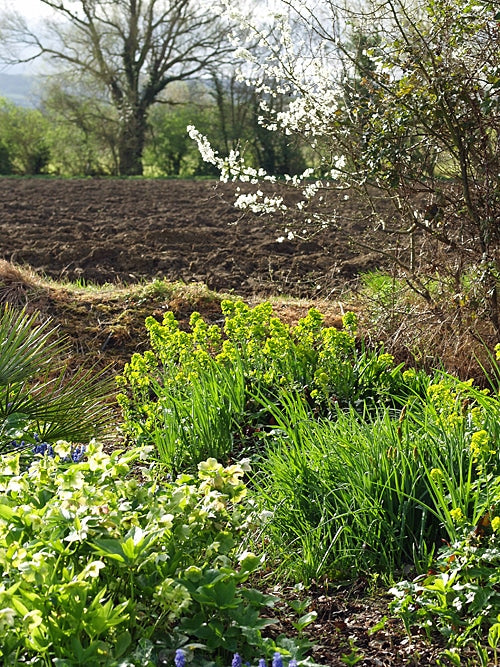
[1,0,236,175]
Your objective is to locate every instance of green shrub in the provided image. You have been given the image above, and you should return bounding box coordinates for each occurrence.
[117,301,417,472]
[0,99,51,175]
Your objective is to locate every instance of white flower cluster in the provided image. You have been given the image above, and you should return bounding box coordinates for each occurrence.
[187,2,352,230]
[234,191,286,214]
[276,230,295,243]
[187,125,276,186]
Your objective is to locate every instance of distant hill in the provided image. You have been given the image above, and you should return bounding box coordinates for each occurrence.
[0,72,39,107]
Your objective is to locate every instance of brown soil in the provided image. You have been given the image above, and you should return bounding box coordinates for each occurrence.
[0,177,388,299]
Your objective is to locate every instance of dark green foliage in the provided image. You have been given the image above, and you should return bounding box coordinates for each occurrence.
[0,304,113,456]
[0,140,12,174]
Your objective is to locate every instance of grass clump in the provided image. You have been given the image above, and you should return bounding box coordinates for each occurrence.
[0,304,113,457]
[253,376,491,583]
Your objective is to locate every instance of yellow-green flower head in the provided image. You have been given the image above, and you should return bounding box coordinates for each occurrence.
[403,368,416,382]
[430,468,444,482]
[450,507,464,523]
[470,430,495,461]
[377,352,394,368]
[491,516,500,532]
[342,311,358,335]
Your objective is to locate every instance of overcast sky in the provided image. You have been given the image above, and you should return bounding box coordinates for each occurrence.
[0,0,56,73]
[5,0,53,18]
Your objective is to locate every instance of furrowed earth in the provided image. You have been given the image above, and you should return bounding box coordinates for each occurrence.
[0,177,457,665]
[0,177,388,297]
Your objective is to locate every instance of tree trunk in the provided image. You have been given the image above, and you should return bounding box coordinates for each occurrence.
[117,106,147,176]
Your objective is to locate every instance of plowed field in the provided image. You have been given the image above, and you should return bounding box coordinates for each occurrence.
[0,177,388,298]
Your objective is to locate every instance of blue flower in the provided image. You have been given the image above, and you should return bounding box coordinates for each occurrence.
[174,649,185,667]
[272,653,283,667]
[33,442,54,456]
[288,660,298,667]
[232,654,243,667]
[258,660,266,667]
[71,444,86,462]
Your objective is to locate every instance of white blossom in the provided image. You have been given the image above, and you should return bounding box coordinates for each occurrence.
[188,1,353,238]
[234,192,286,214]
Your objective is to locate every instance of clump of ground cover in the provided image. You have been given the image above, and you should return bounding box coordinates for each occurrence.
[116,300,416,473]
[0,446,314,666]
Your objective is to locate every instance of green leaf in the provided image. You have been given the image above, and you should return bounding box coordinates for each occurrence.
[70,636,86,662]
[288,597,312,614]
[234,611,275,631]
[114,630,132,658]
[238,552,263,575]
[192,618,225,643]
[0,502,14,521]
[194,579,239,609]
[91,539,126,563]
[10,595,29,617]
[241,588,279,608]
[367,616,388,635]
[292,611,317,632]
[121,536,140,561]
[489,623,500,649]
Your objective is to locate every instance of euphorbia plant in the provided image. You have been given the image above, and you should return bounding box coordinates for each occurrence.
[117,300,415,472]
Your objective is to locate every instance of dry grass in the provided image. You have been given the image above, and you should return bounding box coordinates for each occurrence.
[356,275,500,386]
[0,260,349,376]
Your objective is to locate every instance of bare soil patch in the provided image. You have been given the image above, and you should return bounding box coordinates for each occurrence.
[0,177,387,299]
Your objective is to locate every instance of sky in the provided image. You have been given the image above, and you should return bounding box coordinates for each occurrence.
[4,0,54,18]
[0,0,57,73]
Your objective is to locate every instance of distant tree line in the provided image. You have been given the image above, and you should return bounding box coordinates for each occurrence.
[0,72,306,178]
[0,0,308,178]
